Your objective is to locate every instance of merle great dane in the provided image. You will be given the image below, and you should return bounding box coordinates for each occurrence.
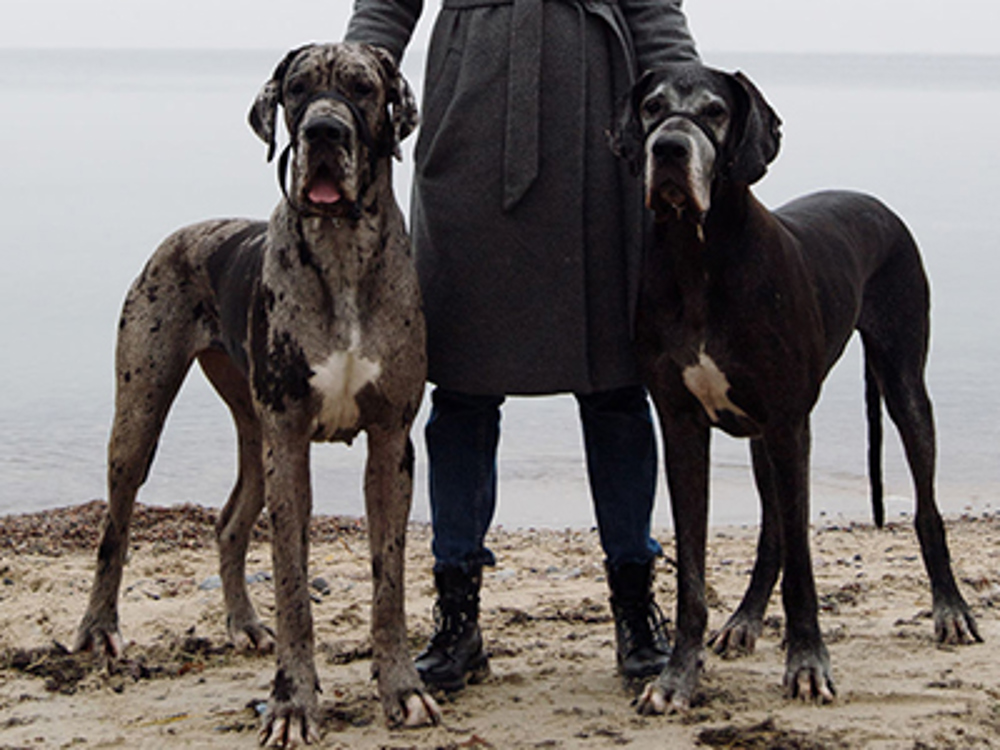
[73,43,441,745]
[610,63,980,713]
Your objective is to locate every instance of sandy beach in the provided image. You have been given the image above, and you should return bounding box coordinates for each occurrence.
[1,500,999,749]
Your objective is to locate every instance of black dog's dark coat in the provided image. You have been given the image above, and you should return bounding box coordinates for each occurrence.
[610,63,979,712]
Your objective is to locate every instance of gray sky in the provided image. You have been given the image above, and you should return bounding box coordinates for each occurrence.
[2,1,998,55]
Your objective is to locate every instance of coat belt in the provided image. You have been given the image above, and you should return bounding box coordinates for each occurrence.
[441,0,624,211]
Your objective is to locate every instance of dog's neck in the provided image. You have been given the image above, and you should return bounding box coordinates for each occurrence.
[642,181,759,344]
[651,181,753,268]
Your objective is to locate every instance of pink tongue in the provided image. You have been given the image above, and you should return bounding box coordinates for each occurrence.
[308,181,342,204]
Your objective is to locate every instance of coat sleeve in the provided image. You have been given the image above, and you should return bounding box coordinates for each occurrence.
[343,0,425,61]
[620,0,700,71]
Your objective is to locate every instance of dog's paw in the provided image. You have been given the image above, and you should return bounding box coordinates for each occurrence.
[73,613,125,658]
[376,659,443,728]
[934,603,982,646]
[229,618,276,654]
[783,647,835,704]
[258,665,320,747]
[258,699,319,748]
[708,613,762,658]
[633,650,702,716]
[635,681,690,715]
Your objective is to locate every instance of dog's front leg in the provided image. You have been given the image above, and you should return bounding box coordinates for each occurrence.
[709,438,783,656]
[364,425,442,728]
[258,425,320,748]
[638,408,710,714]
[765,420,835,703]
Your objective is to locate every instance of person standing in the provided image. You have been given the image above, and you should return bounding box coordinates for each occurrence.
[345,0,699,690]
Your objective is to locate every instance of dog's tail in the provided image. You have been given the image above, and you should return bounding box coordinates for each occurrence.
[864,357,885,529]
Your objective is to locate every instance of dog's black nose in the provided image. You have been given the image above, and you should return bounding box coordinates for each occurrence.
[304,117,351,145]
[652,133,690,164]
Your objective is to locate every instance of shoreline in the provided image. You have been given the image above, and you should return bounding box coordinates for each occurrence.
[1,501,999,748]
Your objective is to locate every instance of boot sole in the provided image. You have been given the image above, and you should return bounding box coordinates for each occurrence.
[465,657,491,685]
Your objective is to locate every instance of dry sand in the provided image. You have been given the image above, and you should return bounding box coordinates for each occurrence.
[1,500,999,749]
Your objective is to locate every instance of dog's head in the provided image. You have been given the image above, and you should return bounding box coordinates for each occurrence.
[610,63,781,222]
[248,42,418,218]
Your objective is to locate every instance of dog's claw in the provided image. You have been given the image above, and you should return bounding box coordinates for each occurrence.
[105,631,125,659]
[636,683,669,715]
[402,690,442,727]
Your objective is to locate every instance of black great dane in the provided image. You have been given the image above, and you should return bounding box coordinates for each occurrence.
[610,63,980,713]
[74,44,441,745]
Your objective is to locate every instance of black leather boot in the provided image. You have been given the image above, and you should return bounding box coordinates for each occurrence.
[607,559,671,680]
[414,566,490,691]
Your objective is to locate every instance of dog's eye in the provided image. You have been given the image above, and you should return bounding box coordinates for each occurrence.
[286,80,308,99]
[642,99,662,117]
[352,80,375,98]
[702,102,727,119]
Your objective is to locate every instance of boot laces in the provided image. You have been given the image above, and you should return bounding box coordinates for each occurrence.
[428,596,474,649]
[618,596,671,653]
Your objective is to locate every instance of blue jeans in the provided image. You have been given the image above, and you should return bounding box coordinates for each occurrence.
[426,386,661,573]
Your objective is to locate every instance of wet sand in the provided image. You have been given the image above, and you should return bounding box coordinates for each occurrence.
[1,500,999,748]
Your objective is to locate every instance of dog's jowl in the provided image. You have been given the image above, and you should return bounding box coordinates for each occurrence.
[611,62,980,714]
[74,43,439,746]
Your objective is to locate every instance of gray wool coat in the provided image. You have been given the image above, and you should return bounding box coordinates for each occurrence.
[346,0,698,395]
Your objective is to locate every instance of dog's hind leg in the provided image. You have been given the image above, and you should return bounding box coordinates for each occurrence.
[862,330,980,645]
[859,231,980,645]
[199,350,274,652]
[709,438,783,656]
[75,274,196,657]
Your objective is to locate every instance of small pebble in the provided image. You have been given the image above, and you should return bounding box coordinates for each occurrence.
[198,575,222,591]
[311,577,331,595]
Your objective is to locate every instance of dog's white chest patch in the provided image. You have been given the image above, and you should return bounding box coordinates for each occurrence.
[682,348,747,424]
[309,332,381,439]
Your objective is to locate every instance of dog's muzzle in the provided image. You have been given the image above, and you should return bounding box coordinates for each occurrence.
[301,115,354,206]
[645,112,720,221]
[278,90,379,219]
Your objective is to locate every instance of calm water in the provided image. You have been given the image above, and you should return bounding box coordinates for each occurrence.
[1,49,998,529]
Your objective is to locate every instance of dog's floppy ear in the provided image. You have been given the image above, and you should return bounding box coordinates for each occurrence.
[369,45,419,160]
[609,69,655,176]
[248,45,313,163]
[725,70,782,186]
